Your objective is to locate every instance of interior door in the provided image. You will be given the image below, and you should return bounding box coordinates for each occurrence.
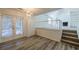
[1,15,13,39]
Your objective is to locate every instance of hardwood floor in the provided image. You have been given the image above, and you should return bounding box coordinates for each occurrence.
[0,35,79,50]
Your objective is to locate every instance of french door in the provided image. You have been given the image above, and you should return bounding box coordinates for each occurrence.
[0,15,23,41]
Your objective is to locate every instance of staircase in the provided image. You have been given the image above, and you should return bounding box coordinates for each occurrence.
[61,30,79,46]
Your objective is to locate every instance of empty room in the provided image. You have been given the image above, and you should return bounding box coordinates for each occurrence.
[0,8,79,50]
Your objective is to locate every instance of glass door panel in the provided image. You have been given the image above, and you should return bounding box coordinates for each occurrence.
[2,16,13,37]
[16,17,23,35]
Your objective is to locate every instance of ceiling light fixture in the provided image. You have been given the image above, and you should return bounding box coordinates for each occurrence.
[23,8,39,16]
[25,8,35,16]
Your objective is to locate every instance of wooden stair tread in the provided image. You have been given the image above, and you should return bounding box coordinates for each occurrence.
[62,35,78,39]
[62,36,79,43]
[62,39,79,46]
[63,32,77,35]
[63,30,76,32]
[63,30,77,33]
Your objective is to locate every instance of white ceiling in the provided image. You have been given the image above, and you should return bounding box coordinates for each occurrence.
[21,8,62,16]
[0,8,62,16]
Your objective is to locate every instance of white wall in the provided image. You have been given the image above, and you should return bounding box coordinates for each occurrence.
[26,16,35,37]
[47,9,71,28]
[69,8,79,38]
[77,27,79,39]
[34,9,71,29]
[36,28,62,42]
[34,8,79,30]
[33,14,60,29]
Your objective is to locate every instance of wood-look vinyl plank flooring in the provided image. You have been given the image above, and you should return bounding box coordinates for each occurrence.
[0,35,79,50]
